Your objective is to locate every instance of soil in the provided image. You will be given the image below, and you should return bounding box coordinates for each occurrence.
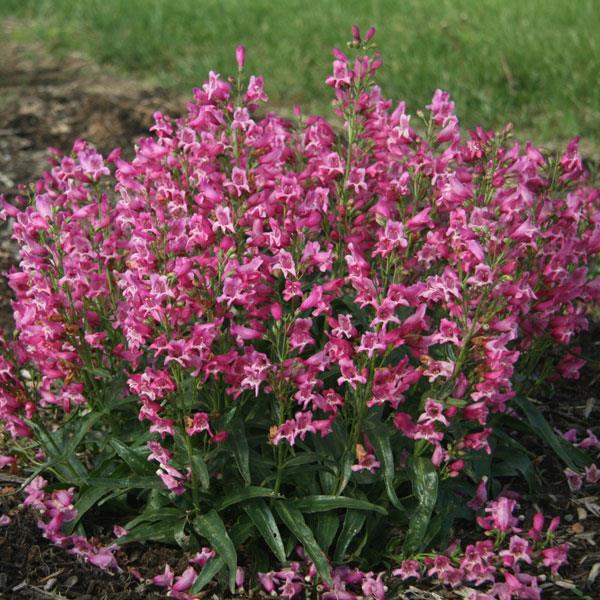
[0,29,184,333]
[0,25,599,600]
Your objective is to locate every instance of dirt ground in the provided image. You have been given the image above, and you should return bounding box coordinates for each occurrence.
[0,29,599,600]
[0,30,184,333]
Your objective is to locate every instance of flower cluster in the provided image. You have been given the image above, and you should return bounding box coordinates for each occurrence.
[393,496,569,600]
[0,26,598,599]
[22,476,119,570]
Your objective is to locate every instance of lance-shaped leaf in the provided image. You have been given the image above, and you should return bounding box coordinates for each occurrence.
[315,511,339,553]
[364,419,403,510]
[402,457,438,556]
[217,486,281,511]
[514,396,590,470]
[117,517,184,545]
[190,516,255,594]
[109,438,153,474]
[193,510,238,593]
[191,453,210,490]
[243,499,287,563]
[227,417,251,486]
[274,501,332,584]
[333,509,367,563]
[290,495,387,515]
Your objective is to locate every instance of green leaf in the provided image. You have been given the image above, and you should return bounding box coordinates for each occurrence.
[125,507,181,530]
[88,476,163,489]
[364,420,403,510]
[492,430,538,491]
[333,509,367,563]
[191,453,210,490]
[290,495,387,515]
[217,486,281,511]
[190,557,226,594]
[514,396,590,470]
[402,457,438,556]
[191,513,257,593]
[274,501,331,584]
[193,510,238,593]
[227,418,251,486]
[243,500,287,563]
[118,518,184,544]
[64,486,111,534]
[283,453,319,468]
[315,511,339,553]
[66,411,105,453]
[334,452,354,495]
[109,438,152,474]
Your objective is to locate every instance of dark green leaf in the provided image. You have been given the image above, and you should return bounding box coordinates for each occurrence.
[243,500,287,563]
[315,511,339,552]
[290,495,387,515]
[227,418,251,486]
[64,486,111,534]
[117,518,184,544]
[402,457,438,556]
[190,557,226,594]
[88,476,163,489]
[109,438,152,474]
[217,486,281,511]
[364,420,403,510]
[191,453,210,490]
[514,396,590,470]
[283,453,319,468]
[334,452,354,496]
[125,507,181,530]
[333,509,367,563]
[193,510,237,593]
[274,501,331,584]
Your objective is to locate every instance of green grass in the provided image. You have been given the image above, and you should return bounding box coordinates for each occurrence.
[2,0,599,147]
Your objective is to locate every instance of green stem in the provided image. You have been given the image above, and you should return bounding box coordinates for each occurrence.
[183,424,200,511]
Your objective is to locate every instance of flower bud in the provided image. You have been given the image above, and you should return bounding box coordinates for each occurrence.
[235,45,246,70]
[270,303,282,321]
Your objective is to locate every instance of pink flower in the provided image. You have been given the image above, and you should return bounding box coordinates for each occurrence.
[337,357,367,390]
[351,444,380,474]
[477,497,520,533]
[189,547,216,566]
[273,250,297,278]
[186,412,213,437]
[392,560,422,580]
[172,566,198,592]
[153,564,174,588]
[467,477,488,511]
[584,463,599,484]
[564,467,583,491]
[542,543,569,575]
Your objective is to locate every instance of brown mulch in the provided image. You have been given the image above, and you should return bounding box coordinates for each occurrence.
[0,25,599,600]
[0,504,169,599]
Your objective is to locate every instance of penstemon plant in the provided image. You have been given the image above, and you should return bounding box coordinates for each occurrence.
[0,26,598,599]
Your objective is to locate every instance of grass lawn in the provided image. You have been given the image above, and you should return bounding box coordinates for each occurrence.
[1,0,599,147]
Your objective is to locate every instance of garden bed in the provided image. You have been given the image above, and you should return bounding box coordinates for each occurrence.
[0,32,599,600]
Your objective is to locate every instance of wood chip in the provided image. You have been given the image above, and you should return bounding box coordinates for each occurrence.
[571,522,585,534]
[584,397,596,418]
[588,562,600,586]
[555,579,577,590]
